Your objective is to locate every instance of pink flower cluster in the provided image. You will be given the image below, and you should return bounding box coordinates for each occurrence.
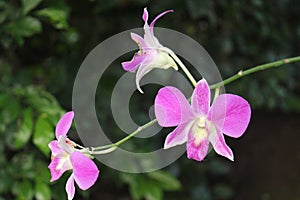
[48,7,252,200]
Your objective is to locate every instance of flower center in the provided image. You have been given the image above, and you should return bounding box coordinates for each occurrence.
[55,152,73,173]
[193,117,208,146]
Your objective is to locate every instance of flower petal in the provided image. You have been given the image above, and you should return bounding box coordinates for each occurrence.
[55,111,74,139]
[155,86,195,127]
[70,151,99,190]
[131,32,147,50]
[49,140,62,156]
[122,54,146,72]
[48,156,71,182]
[66,174,75,200]
[208,94,251,138]
[142,7,149,23]
[186,132,209,162]
[191,79,210,115]
[135,58,155,93]
[149,9,174,33]
[142,8,161,48]
[164,122,193,149]
[208,124,234,161]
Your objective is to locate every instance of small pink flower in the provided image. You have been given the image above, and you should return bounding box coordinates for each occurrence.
[48,111,99,200]
[121,7,178,93]
[154,79,251,161]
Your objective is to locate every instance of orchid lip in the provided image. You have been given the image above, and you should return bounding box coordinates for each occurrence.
[192,119,208,147]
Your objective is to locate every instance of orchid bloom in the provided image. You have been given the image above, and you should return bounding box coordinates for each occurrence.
[121,7,178,93]
[154,79,251,161]
[48,111,99,200]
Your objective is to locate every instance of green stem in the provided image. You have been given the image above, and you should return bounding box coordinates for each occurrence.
[90,119,157,153]
[161,47,197,87]
[115,119,157,146]
[88,55,300,155]
[210,56,300,89]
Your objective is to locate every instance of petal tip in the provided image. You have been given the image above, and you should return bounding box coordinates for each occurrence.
[55,111,75,139]
[136,81,144,94]
[142,7,148,22]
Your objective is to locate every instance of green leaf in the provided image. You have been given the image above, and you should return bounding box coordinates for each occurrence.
[143,182,162,200]
[148,171,181,191]
[12,180,34,200]
[24,87,64,125]
[5,16,42,45]
[33,115,54,156]
[22,0,42,15]
[14,108,33,149]
[122,174,163,200]
[0,168,13,193]
[130,179,163,200]
[34,160,51,184]
[0,94,20,126]
[36,8,68,29]
[35,181,51,200]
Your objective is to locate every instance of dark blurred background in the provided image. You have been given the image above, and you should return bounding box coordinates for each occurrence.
[0,0,299,200]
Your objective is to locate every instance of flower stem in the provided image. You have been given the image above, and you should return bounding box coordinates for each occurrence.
[90,119,157,154]
[161,47,197,87]
[210,56,300,89]
[87,55,300,154]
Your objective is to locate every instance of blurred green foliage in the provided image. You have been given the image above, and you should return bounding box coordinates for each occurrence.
[0,0,299,200]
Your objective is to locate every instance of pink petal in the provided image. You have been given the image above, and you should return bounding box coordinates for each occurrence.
[70,151,99,190]
[48,156,70,182]
[55,111,74,139]
[121,54,146,72]
[186,132,209,162]
[191,79,210,115]
[142,7,148,23]
[208,94,251,138]
[49,140,62,156]
[149,9,174,33]
[208,125,234,161]
[142,8,161,48]
[130,32,147,50]
[66,174,75,200]
[154,86,195,127]
[164,122,193,149]
[135,55,156,93]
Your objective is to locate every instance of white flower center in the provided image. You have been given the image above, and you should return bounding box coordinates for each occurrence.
[192,116,208,146]
[56,152,72,171]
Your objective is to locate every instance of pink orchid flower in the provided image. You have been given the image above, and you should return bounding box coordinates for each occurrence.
[121,7,178,93]
[154,79,251,161]
[48,111,99,200]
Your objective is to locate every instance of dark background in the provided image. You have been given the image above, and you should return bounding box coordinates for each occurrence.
[0,0,299,200]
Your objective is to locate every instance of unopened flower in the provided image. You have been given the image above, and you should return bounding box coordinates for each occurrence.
[154,79,251,161]
[48,111,99,200]
[121,7,178,93]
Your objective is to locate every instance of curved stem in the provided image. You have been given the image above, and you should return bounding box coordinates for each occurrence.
[90,119,157,154]
[161,47,197,87]
[210,56,300,89]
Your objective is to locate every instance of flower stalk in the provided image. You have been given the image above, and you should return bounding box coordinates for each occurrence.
[210,56,300,89]
[160,47,197,87]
